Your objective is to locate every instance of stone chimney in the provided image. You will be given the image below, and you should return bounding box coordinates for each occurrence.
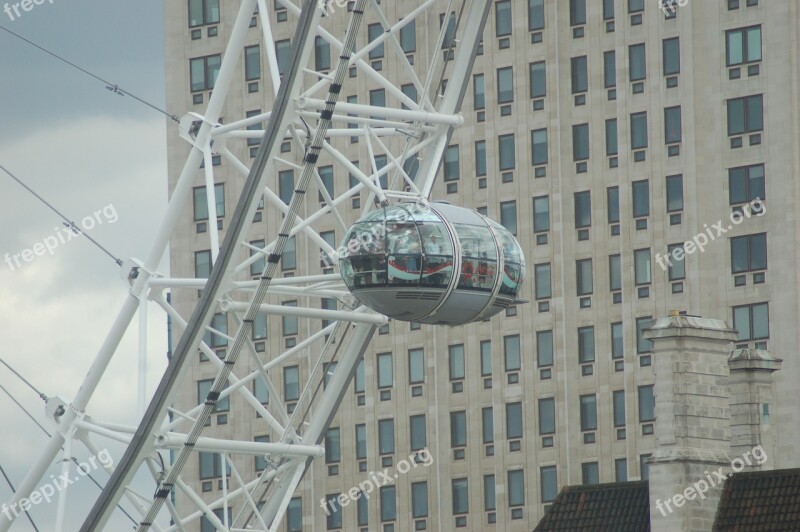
[728,348,782,468]
[644,314,738,532]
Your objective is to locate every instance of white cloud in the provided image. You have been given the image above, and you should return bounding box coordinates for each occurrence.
[0,114,173,529]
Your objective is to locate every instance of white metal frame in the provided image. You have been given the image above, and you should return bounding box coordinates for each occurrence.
[0,0,491,530]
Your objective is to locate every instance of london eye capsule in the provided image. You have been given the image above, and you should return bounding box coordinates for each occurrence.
[338,202,527,325]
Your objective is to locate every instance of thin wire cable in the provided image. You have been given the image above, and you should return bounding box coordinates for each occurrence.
[0,357,45,400]
[0,25,178,123]
[0,462,39,531]
[0,163,123,267]
[0,382,138,526]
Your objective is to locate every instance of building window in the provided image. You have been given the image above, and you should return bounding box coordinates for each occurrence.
[726,26,761,66]
[613,389,626,427]
[440,12,456,49]
[354,359,365,394]
[253,376,269,405]
[368,22,384,59]
[190,54,221,92]
[663,37,680,75]
[355,423,367,460]
[609,254,622,291]
[572,124,589,161]
[574,191,591,228]
[444,145,460,181]
[195,249,212,279]
[318,166,334,202]
[495,0,512,37]
[408,415,427,454]
[640,455,651,481]
[282,302,298,336]
[500,201,517,235]
[638,385,655,421]
[281,236,296,270]
[666,174,684,212]
[631,112,648,149]
[482,407,494,443]
[533,195,549,232]
[408,348,424,385]
[480,340,492,376]
[452,478,469,516]
[400,19,416,53]
[727,95,763,136]
[603,0,615,19]
[571,56,588,93]
[193,184,225,222]
[205,313,228,348]
[252,313,267,341]
[576,259,593,296]
[604,121,618,159]
[535,263,551,300]
[629,0,644,12]
[325,494,342,529]
[475,140,487,176]
[537,330,553,367]
[569,0,586,25]
[412,481,428,519]
[668,243,686,280]
[508,469,525,509]
[729,164,765,204]
[484,474,496,512]
[497,67,514,104]
[733,302,769,341]
[604,51,616,88]
[380,485,396,522]
[580,394,597,431]
[325,427,341,464]
[244,45,261,81]
[528,0,544,30]
[498,134,515,171]
[540,466,557,502]
[531,129,548,165]
[616,459,628,482]
[378,418,395,455]
[731,233,767,273]
[284,365,299,401]
[275,39,291,76]
[504,335,520,372]
[539,398,555,434]
[664,106,682,144]
[529,61,546,98]
[199,452,229,480]
[357,495,368,527]
[578,326,595,363]
[632,180,650,217]
[506,402,523,439]
[449,344,465,380]
[286,498,302,531]
[189,0,220,27]
[278,169,294,205]
[377,352,393,389]
[582,462,599,485]
[607,186,620,223]
[629,43,646,81]
[636,316,653,353]
[197,379,229,413]
[634,249,651,285]
[473,73,485,110]
[451,411,467,448]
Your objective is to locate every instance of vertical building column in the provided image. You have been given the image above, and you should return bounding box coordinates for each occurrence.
[644,314,738,532]
[728,348,782,467]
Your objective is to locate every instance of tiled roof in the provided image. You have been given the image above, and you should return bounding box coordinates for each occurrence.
[713,468,800,531]
[534,481,650,531]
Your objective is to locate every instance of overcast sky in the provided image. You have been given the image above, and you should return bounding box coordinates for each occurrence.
[0,1,171,528]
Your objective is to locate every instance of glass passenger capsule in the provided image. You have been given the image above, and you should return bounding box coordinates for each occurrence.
[338,202,526,325]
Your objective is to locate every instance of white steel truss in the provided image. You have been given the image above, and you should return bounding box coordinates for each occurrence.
[0,0,491,530]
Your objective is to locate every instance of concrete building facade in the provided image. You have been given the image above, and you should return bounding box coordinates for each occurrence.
[163,0,800,530]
